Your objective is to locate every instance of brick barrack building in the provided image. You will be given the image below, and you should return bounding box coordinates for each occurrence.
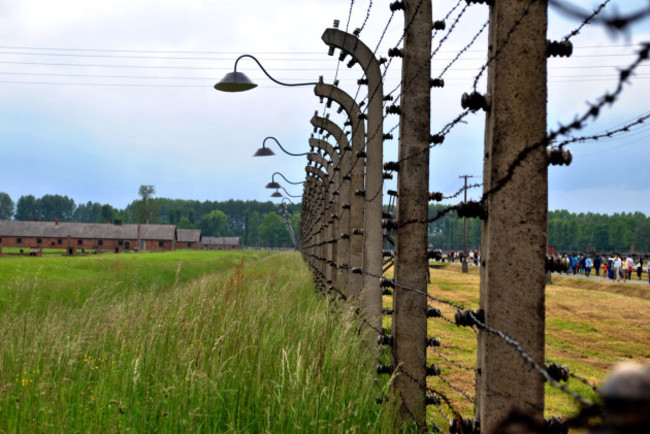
[0,219,207,254]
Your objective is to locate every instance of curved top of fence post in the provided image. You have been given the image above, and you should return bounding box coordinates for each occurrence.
[323,26,384,336]
[309,137,341,169]
[314,83,360,123]
[310,115,350,154]
[321,28,383,137]
[321,29,381,92]
[306,154,335,182]
[303,166,331,236]
[314,83,365,155]
[303,165,326,192]
[313,82,365,300]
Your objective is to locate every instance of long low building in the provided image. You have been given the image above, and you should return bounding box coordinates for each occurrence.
[0,220,207,254]
[176,228,202,249]
[200,236,240,250]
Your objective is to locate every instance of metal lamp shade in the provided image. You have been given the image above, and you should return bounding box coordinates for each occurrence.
[214,71,258,92]
[265,181,282,189]
[270,191,283,198]
[253,146,275,157]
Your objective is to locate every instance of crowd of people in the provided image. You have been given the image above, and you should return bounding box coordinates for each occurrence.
[563,253,649,283]
[431,248,649,284]
[437,249,481,266]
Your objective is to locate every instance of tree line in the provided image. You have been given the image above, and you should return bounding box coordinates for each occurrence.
[425,204,650,254]
[0,189,300,248]
[547,209,650,253]
[3,190,647,252]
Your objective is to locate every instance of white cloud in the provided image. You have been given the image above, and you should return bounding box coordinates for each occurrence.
[0,0,648,215]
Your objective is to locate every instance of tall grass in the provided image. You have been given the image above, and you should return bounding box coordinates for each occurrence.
[0,250,269,315]
[0,252,398,432]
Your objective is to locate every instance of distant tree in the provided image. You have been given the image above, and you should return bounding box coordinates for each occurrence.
[90,202,103,222]
[198,210,228,236]
[135,185,160,224]
[247,210,260,246]
[74,201,99,222]
[168,207,183,225]
[467,218,481,250]
[188,209,196,224]
[15,195,40,221]
[37,194,75,221]
[117,208,131,224]
[176,217,194,229]
[634,218,650,252]
[0,192,14,220]
[609,218,630,252]
[593,223,610,251]
[259,212,290,247]
[100,204,117,223]
[290,212,301,246]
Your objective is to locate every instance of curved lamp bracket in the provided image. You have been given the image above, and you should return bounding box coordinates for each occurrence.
[215,54,320,92]
[272,172,304,185]
[255,136,309,157]
[280,186,302,198]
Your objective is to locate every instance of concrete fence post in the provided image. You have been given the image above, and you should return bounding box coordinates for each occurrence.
[301,171,324,278]
[309,138,342,293]
[307,155,337,290]
[310,118,350,295]
[313,83,366,301]
[305,165,332,290]
[322,26,384,334]
[476,0,548,432]
[391,0,432,427]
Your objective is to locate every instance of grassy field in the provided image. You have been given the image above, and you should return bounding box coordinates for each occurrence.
[0,250,399,432]
[2,251,648,432]
[382,263,650,429]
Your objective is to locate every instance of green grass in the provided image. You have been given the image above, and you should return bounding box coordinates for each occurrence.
[5,252,645,432]
[0,251,400,432]
[0,250,270,315]
[1,246,68,255]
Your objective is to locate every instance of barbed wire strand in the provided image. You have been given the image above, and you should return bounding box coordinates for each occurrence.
[562,0,612,41]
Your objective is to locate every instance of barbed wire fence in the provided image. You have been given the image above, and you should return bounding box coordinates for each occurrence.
[297,1,649,432]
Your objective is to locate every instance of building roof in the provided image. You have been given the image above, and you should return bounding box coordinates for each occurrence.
[0,220,175,241]
[140,224,176,241]
[201,236,240,246]
[176,229,201,243]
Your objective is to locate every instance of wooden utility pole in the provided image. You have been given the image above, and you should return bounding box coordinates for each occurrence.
[391,0,431,427]
[476,1,548,432]
[459,174,475,273]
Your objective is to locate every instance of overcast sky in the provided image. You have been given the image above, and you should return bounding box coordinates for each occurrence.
[0,0,648,216]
